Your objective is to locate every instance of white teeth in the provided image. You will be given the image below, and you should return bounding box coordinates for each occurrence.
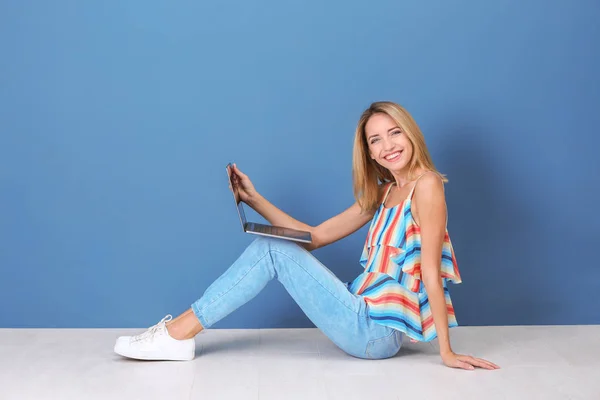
[384,151,401,160]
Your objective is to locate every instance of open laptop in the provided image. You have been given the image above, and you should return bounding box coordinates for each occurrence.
[226,163,312,243]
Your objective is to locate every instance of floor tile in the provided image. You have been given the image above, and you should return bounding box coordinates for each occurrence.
[0,326,598,400]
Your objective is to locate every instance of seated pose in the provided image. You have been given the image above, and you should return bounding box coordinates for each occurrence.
[114,101,499,371]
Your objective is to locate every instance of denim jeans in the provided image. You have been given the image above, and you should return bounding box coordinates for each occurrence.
[191,237,403,359]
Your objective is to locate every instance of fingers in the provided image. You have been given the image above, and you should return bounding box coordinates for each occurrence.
[469,359,496,370]
[456,360,475,370]
[447,353,501,371]
[231,164,244,184]
[232,164,253,191]
[232,163,246,178]
[474,357,501,369]
[461,356,500,370]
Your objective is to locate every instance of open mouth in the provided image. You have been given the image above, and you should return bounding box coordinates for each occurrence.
[383,150,403,162]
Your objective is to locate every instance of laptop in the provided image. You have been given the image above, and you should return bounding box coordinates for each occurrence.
[226,163,312,243]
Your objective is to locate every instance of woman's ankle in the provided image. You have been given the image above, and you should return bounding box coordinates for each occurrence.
[166,324,195,340]
[166,309,204,340]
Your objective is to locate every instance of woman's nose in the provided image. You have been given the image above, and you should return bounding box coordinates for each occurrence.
[382,139,395,151]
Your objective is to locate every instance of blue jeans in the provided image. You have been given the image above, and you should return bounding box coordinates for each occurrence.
[191,237,403,359]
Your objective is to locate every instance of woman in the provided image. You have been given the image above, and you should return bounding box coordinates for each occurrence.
[114,101,499,371]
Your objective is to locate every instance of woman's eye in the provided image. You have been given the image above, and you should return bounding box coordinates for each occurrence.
[392,130,402,135]
[370,138,379,144]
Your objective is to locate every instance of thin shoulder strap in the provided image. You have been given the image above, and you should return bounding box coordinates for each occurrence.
[381,182,395,205]
[407,171,441,200]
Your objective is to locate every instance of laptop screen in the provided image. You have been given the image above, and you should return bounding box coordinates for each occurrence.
[226,163,247,229]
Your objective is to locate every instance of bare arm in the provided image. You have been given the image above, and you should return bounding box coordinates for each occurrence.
[248,193,375,251]
[415,173,499,371]
[413,173,452,354]
[308,201,376,250]
[231,163,380,251]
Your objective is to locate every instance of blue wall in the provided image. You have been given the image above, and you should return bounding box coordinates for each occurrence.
[1,0,598,328]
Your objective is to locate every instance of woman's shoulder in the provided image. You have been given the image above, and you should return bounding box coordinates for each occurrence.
[415,171,445,189]
[410,171,448,228]
[412,171,446,203]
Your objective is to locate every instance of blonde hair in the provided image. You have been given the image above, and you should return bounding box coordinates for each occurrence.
[352,101,447,212]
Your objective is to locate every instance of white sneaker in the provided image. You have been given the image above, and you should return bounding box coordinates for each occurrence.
[114,315,196,361]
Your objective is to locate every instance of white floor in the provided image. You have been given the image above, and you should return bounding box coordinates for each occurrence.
[0,325,598,400]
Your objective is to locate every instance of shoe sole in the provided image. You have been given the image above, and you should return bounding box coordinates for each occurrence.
[114,344,195,361]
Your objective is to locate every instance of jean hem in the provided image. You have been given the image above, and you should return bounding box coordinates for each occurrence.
[191,302,210,329]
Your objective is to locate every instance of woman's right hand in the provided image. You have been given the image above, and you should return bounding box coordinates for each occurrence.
[229,163,259,205]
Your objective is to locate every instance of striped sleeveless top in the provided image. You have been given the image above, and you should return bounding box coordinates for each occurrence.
[347,173,462,342]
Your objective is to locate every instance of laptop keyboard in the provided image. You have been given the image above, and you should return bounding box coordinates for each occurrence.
[246,222,311,242]
[250,223,285,235]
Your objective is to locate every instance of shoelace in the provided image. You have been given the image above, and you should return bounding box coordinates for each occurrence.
[130,314,173,343]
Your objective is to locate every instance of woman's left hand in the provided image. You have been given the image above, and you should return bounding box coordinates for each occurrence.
[441,351,500,370]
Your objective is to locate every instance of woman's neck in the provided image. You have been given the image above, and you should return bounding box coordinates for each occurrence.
[391,168,425,188]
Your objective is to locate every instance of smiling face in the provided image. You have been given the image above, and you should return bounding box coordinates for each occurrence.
[352,101,441,212]
[365,113,414,175]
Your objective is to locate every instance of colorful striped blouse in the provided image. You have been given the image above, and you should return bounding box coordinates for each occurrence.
[347,175,462,342]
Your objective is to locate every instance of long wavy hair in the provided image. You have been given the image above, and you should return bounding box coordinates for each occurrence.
[352,101,447,213]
